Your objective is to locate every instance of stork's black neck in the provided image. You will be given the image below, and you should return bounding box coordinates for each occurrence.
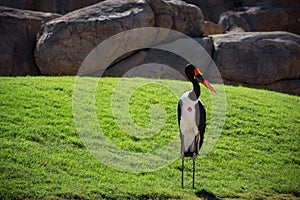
[188,79,200,101]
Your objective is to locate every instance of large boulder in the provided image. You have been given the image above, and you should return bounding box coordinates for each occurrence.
[182,0,243,23]
[35,0,206,75]
[219,7,289,32]
[0,0,104,14]
[212,32,300,95]
[201,20,224,36]
[0,6,60,76]
[219,1,300,35]
[103,37,214,79]
[146,0,204,36]
[242,0,300,7]
[35,0,154,75]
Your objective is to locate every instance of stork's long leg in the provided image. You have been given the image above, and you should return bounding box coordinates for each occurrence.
[181,134,184,188]
[192,159,195,189]
[182,158,184,188]
[192,135,197,189]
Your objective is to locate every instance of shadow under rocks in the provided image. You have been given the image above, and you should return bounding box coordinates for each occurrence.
[195,189,221,200]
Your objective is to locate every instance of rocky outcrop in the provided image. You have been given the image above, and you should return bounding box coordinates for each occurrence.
[201,20,224,36]
[35,0,155,75]
[219,7,288,32]
[2,0,299,95]
[0,0,104,14]
[102,31,300,95]
[219,1,300,35]
[146,0,204,36]
[182,0,243,23]
[0,6,61,76]
[232,79,300,97]
[35,0,206,75]
[212,32,300,95]
[242,0,300,7]
[103,37,214,79]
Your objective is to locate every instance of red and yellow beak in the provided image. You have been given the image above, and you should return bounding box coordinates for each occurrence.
[194,68,217,94]
[202,79,217,94]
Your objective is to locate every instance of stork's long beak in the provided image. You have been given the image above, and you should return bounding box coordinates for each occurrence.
[194,68,217,94]
[202,79,217,94]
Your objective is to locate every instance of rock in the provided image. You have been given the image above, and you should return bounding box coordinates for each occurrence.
[145,0,204,36]
[103,37,214,80]
[0,0,105,14]
[0,6,61,76]
[219,7,288,32]
[120,63,186,80]
[182,0,243,23]
[35,0,208,75]
[225,79,300,96]
[201,20,225,36]
[139,49,189,79]
[262,79,300,96]
[103,50,148,77]
[191,37,214,57]
[219,1,300,35]
[212,32,300,94]
[104,48,190,80]
[35,0,154,75]
[242,0,300,7]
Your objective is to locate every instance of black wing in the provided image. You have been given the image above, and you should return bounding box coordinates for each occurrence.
[198,100,206,135]
[177,100,182,128]
[178,100,185,155]
[197,100,206,152]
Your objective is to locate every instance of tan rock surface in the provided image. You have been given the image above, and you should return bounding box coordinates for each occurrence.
[0,6,61,76]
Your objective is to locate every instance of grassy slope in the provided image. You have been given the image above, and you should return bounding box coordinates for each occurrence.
[0,77,299,199]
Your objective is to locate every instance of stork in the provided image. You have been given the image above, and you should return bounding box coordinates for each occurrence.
[178,64,217,188]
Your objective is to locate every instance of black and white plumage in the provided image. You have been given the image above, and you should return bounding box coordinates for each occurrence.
[178,64,216,188]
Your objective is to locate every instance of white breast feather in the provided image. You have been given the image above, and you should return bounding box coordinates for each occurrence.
[179,92,199,152]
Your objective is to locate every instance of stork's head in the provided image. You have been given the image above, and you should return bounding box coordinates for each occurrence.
[185,64,217,94]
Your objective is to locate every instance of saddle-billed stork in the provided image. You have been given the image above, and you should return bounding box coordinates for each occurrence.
[178,64,217,188]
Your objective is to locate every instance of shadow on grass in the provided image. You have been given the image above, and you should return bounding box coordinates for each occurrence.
[195,189,221,200]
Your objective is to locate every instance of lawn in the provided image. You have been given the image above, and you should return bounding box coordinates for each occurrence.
[0,76,299,199]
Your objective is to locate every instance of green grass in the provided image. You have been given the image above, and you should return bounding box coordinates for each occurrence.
[0,76,299,199]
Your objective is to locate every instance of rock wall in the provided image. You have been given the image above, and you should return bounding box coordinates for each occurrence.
[182,0,243,23]
[1,0,299,95]
[103,37,213,80]
[35,0,155,75]
[0,6,61,76]
[212,32,300,95]
[34,0,207,75]
[0,0,104,14]
[219,4,300,35]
